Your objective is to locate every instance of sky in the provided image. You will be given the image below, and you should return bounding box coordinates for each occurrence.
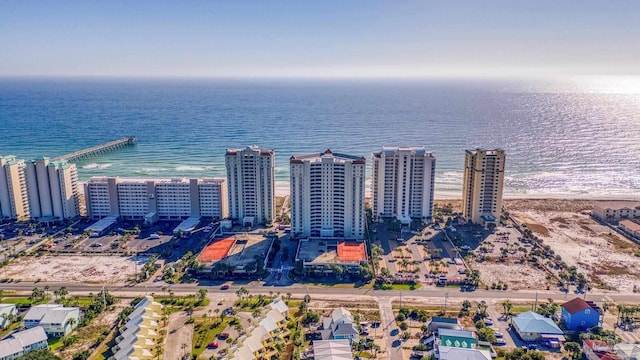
[1,1,639,78]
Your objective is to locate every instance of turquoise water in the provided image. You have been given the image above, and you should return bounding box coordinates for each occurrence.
[1,77,639,198]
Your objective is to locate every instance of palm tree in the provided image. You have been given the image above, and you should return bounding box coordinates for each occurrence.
[67,317,77,332]
[478,300,488,315]
[501,300,513,317]
[154,345,163,360]
[236,287,249,299]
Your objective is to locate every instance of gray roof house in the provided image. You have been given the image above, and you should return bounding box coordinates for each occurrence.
[321,308,359,343]
[427,316,462,334]
[313,340,354,360]
[0,326,48,360]
[438,346,491,360]
[24,304,80,337]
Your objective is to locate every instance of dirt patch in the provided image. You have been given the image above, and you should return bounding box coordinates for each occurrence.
[509,207,640,293]
[477,262,551,291]
[2,255,146,284]
[525,223,550,237]
[550,217,569,225]
[505,199,593,213]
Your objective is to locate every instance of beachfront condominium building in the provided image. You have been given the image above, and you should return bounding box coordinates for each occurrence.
[225,146,275,226]
[371,147,436,224]
[290,149,366,239]
[25,157,80,221]
[84,177,228,221]
[0,156,30,220]
[461,149,506,227]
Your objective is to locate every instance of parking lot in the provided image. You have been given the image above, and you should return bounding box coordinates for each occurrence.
[373,222,467,285]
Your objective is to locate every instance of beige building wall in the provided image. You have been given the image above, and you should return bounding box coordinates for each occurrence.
[290,149,366,239]
[85,177,119,219]
[23,158,80,221]
[0,156,30,220]
[371,147,436,223]
[225,146,275,225]
[462,149,505,225]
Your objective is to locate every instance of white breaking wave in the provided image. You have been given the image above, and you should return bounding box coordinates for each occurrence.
[82,163,112,170]
[176,165,206,171]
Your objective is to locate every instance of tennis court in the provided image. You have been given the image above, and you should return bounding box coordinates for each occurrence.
[337,241,366,262]
[198,237,236,261]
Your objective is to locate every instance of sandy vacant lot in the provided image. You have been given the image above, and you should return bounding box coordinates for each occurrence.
[3,255,148,284]
[509,204,640,293]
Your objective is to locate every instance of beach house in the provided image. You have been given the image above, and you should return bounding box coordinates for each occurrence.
[512,311,564,342]
[561,298,601,331]
[24,304,80,337]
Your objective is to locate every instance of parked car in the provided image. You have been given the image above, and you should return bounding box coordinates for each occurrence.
[483,318,493,326]
[493,339,507,346]
[220,284,230,290]
[218,333,230,340]
[494,331,504,338]
[208,341,219,349]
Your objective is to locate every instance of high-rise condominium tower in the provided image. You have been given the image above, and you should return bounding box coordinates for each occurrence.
[371,147,436,224]
[25,157,80,220]
[225,146,275,225]
[290,149,366,239]
[0,156,30,220]
[461,148,505,226]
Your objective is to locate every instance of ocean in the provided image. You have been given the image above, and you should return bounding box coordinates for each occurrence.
[0,77,639,199]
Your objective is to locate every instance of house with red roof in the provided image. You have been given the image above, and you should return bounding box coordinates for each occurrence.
[583,339,620,360]
[561,298,601,331]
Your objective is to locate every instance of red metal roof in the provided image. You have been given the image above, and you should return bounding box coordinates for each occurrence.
[562,297,592,314]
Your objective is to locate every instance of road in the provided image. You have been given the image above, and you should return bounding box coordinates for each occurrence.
[3,280,638,303]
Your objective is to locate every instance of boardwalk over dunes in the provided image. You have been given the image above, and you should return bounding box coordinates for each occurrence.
[53,136,137,162]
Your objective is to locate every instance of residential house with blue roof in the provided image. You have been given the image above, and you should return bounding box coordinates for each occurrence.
[512,311,564,342]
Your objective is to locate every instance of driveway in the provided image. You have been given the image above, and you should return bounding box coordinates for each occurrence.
[165,312,194,360]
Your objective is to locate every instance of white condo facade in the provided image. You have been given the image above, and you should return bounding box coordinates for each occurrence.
[0,156,30,220]
[84,177,228,221]
[290,149,366,239]
[25,157,81,221]
[371,147,436,224]
[225,146,275,225]
[462,148,506,226]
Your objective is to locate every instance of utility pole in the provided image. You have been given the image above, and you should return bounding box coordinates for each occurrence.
[534,291,538,311]
[444,292,448,313]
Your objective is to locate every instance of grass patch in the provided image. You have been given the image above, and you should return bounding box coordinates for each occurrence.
[510,305,534,314]
[2,296,50,306]
[0,321,21,338]
[192,319,230,358]
[48,337,64,351]
[354,351,374,358]
[374,283,422,291]
[299,279,374,289]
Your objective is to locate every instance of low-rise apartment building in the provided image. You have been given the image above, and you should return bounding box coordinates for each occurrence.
[593,201,640,223]
[112,296,163,360]
[85,176,228,222]
[620,220,640,240]
[230,298,290,360]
